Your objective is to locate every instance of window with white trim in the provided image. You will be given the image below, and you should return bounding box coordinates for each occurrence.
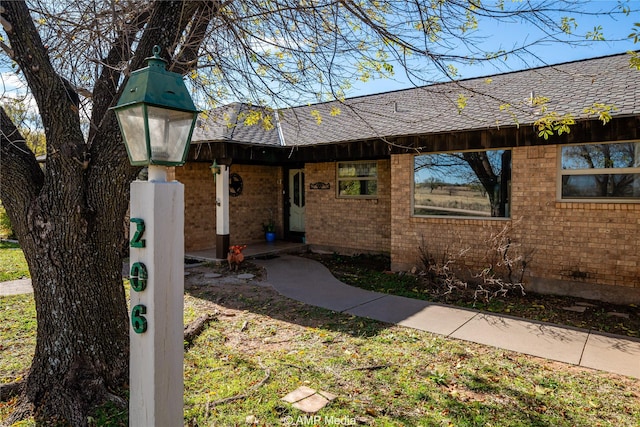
[413,149,511,218]
[559,141,640,200]
[337,161,377,198]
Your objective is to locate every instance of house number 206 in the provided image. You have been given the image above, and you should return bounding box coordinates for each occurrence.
[130,217,148,334]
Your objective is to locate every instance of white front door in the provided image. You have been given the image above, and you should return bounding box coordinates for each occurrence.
[289,169,305,232]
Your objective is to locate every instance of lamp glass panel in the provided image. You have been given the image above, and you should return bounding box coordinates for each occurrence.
[147,106,195,164]
[116,105,148,163]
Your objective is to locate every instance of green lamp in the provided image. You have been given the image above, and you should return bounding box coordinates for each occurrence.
[112,45,199,166]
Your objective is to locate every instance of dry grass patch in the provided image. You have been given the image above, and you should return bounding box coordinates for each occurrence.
[1,260,639,426]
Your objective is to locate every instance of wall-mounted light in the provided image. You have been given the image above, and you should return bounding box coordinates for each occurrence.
[210,159,221,182]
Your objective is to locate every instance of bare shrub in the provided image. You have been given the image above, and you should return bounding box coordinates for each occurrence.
[418,223,533,305]
[418,235,468,297]
[472,221,534,303]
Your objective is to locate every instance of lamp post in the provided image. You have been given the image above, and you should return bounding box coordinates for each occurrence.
[112,45,199,426]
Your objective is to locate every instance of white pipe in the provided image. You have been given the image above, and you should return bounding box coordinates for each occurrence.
[148,165,167,182]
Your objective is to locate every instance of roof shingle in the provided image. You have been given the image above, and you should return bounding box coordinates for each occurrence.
[192,52,639,147]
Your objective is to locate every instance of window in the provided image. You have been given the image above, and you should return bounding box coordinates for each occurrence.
[559,141,640,200]
[413,149,511,218]
[337,161,377,198]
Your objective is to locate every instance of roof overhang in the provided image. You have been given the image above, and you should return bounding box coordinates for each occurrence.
[187,115,640,165]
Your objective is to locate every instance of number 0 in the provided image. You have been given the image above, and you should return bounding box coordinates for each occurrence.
[130,262,148,292]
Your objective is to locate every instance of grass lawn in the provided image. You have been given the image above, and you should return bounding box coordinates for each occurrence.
[0,241,29,282]
[1,256,639,426]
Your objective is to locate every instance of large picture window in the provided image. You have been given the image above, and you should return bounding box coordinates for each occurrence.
[413,149,511,218]
[337,161,378,198]
[560,141,640,200]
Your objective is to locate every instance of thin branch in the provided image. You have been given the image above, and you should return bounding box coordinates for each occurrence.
[206,359,271,408]
[0,39,13,58]
[349,364,391,372]
[184,313,218,350]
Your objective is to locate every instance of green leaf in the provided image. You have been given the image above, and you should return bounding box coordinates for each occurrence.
[586,25,605,41]
[456,93,468,114]
[310,109,322,125]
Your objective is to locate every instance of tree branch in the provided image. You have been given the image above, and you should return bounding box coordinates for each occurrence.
[88,6,152,144]
[172,1,220,75]
[206,360,270,409]
[184,313,218,350]
[0,107,44,237]
[1,1,82,144]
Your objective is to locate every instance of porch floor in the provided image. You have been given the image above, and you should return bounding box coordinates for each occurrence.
[186,240,308,262]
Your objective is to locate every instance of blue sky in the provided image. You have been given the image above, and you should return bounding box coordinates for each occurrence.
[349,1,639,97]
[2,1,638,106]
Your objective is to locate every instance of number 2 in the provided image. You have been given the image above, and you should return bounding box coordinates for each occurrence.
[130,218,146,248]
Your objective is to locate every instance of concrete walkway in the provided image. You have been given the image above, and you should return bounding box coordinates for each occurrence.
[0,278,33,296]
[254,255,640,379]
[3,255,639,378]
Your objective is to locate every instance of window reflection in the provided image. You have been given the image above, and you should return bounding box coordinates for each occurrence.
[560,142,640,200]
[413,150,511,218]
[337,161,378,198]
[562,174,640,198]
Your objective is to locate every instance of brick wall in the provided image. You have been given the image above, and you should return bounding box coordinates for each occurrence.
[306,160,391,254]
[178,162,216,251]
[226,164,283,244]
[512,145,640,300]
[177,163,282,251]
[390,147,640,303]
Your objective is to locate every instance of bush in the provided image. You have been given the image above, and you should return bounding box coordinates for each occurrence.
[0,203,16,239]
[418,222,533,305]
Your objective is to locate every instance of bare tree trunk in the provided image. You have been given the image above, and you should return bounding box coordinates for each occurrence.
[462,151,501,216]
[1,2,212,423]
[2,107,131,425]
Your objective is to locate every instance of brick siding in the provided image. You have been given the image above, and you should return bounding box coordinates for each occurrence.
[390,147,640,303]
[177,163,282,251]
[178,162,216,251]
[305,160,391,254]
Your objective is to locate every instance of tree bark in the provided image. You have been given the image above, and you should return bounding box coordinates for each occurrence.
[2,105,131,426]
[1,1,212,424]
[462,151,501,216]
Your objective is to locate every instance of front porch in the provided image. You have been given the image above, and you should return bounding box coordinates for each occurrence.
[186,240,308,263]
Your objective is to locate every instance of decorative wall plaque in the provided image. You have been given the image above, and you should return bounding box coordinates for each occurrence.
[229,173,243,197]
[310,182,330,190]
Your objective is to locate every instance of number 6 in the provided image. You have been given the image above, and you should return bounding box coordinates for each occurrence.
[131,305,148,334]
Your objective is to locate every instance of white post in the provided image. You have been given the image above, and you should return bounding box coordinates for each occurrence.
[215,164,230,259]
[129,168,184,426]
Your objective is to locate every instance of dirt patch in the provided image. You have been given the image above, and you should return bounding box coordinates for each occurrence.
[183,261,352,354]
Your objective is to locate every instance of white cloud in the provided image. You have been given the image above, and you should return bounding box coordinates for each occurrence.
[1,71,40,117]
[1,71,28,95]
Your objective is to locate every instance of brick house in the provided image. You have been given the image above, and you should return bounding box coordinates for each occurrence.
[179,52,639,304]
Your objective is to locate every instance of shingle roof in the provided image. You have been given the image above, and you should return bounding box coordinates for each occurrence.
[192,52,639,147]
[194,102,282,146]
